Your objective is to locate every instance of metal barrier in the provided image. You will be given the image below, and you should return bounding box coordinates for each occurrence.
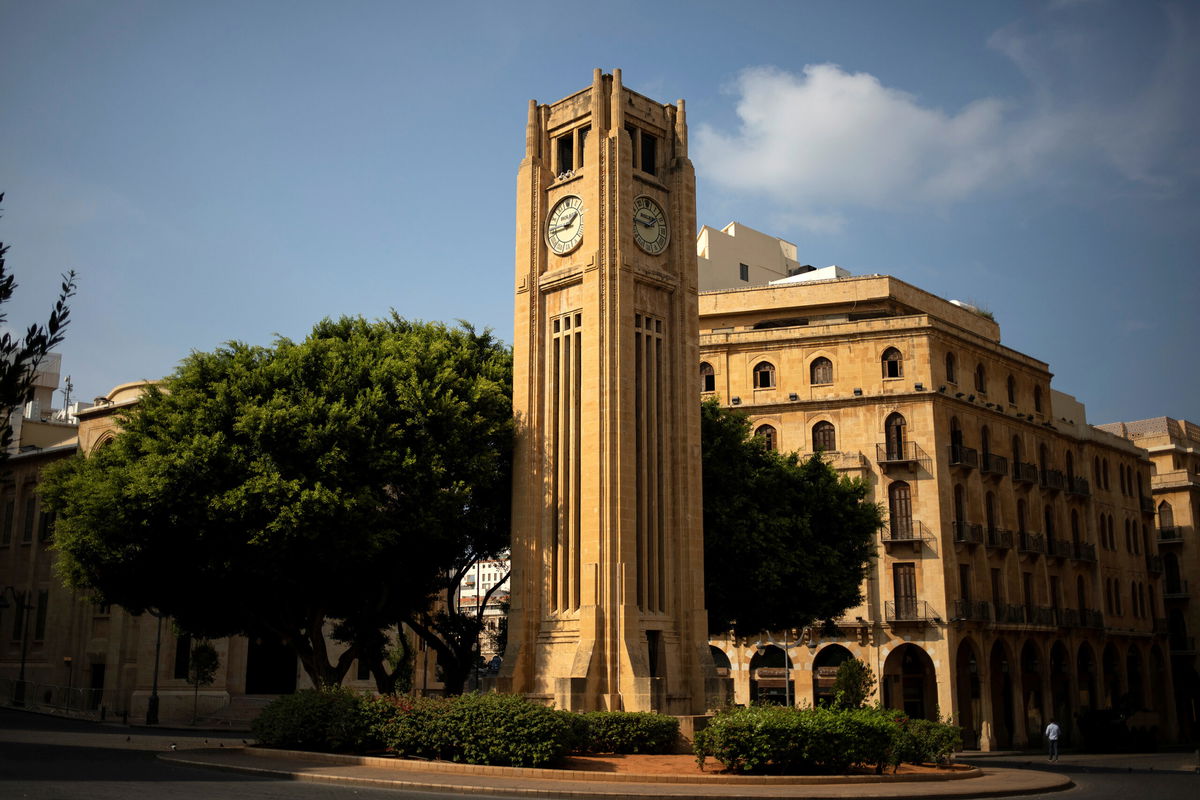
[0,677,112,720]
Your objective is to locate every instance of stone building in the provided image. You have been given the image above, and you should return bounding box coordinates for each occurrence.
[698,224,1176,749]
[1098,417,1200,738]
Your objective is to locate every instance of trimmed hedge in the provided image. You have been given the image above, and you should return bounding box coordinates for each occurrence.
[251,688,387,753]
[578,711,679,754]
[694,705,961,774]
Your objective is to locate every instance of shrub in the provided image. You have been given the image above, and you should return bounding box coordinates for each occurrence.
[377,693,574,768]
[253,688,379,753]
[894,717,963,765]
[832,658,876,709]
[694,705,903,774]
[577,711,679,754]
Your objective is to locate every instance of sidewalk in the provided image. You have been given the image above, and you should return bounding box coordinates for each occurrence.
[162,747,1074,799]
[962,748,1200,774]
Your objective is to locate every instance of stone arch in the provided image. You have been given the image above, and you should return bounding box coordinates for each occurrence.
[748,644,792,705]
[1102,642,1122,707]
[812,644,854,707]
[883,643,937,720]
[1049,640,1073,741]
[1020,640,1046,745]
[1126,644,1144,711]
[884,412,907,460]
[1077,642,1098,710]
[989,639,1017,748]
[954,637,983,749]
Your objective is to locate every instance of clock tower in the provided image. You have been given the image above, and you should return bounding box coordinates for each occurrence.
[499,69,711,713]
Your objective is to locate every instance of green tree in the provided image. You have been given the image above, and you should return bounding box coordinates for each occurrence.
[187,640,220,724]
[43,315,512,690]
[832,657,876,709]
[700,398,881,635]
[0,192,77,458]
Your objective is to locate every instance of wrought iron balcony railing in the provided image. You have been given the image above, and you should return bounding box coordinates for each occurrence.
[1067,476,1091,497]
[885,600,936,623]
[1018,530,1045,556]
[1040,469,1066,492]
[986,527,1014,550]
[981,453,1008,477]
[1164,580,1190,600]
[1013,461,1038,484]
[949,444,978,469]
[875,441,926,469]
[1157,526,1182,544]
[952,520,984,546]
[1045,537,1068,559]
[1071,541,1097,562]
[1080,608,1105,628]
[952,599,992,622]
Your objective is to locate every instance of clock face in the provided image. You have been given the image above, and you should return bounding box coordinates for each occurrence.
[632,195,669,255]
[547,195,584,255]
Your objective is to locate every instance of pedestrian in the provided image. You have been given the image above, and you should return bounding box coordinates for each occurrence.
[1045,718,1060,762]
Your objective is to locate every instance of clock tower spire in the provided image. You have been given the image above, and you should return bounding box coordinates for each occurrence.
[500,70,711,713]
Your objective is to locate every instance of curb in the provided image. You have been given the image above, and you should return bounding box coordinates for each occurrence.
[160,748,1074,799]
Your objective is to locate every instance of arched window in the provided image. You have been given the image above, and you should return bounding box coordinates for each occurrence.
[950,417,963,447]
[985,492,997,533]
[889,481,913,539]
[954,484,966,523]
[755,424,777,451]
[1017,498,1028,534]
[1034,385,1044,413]
[1124,518,1132,552]
[981,425,991,459]
[753,361,776,389]
[1012,435,1023,465]
[1066,451,1075,483]
[945,352,957,383]
[1077,575,1087,610]
[881,347,903,379]
[1070,509,1080,546]
[885,413,907,460]
[1102,458,1110,490]
[1159,501,1175,530]
[1131,581,1139,618]
[1044,505,1056,537]
[812,421,836,452]
[810,357,833,385]
[700,362,715,393]
[1007,375,1016,404]
[1093,457,1101,487]
[1039,443,1050,473]
[975,363,987,393]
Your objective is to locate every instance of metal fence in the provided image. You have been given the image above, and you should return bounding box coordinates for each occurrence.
[0,677,114,720]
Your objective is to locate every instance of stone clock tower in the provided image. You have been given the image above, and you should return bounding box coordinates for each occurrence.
[499,70,711,714]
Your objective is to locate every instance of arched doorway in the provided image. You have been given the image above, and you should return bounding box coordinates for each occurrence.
[885,413,907,460]
[883,644,937,720]
[989,640,1016,748]
[955,638,982,748]
[1021,641,1045,745]
[1049,641,1072,741]
[812,644,854,707]
[889,482,913,539]
[1102,643,1122,708]
[1126,645,1144,712]
[1077,642,1098,711]
[748,645,792,705]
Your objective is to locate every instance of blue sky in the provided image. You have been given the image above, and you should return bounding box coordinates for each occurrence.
[2,0,1196,425]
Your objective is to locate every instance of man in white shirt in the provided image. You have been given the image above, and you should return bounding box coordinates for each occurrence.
[1045,719,1061,762]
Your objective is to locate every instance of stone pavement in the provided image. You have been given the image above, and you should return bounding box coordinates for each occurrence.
[161,747,1074,799]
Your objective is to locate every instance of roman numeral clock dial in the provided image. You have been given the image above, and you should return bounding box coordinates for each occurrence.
[632,195,669,255]
[547,195,584,255]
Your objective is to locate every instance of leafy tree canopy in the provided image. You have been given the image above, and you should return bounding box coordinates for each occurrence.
[43,315,512,688]
[700,398,881,635]
[0,192,76,457]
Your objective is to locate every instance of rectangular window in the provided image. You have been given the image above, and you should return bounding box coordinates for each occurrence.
[22,497,35,543]
[556,133,573,174]
[739,263,749,282]
[34,589,48,640]
[578,125,589,167]
[893,563,917,618]
[173,634,192,680]
[959,564,972,602]
[1050,576,1060,609]
[357,658,371,681]
[38,510,55,542]
[990,568,1003,608]
[640,130,657,175]
[1,499,12,545]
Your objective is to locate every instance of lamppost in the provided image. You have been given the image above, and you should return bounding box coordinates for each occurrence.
[755,630,797,707]
[145,611,163,725]
[0,586,34,708]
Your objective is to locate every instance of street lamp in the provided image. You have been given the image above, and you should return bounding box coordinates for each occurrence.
[146,610,164,725]
[0,586,34,708]
[755,629,796,707]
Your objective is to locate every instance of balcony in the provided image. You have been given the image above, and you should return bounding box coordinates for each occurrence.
[952,599,992,622]
[994,603,1027,625]
[1157,527,1183,545]
[1080,608,1105,628]
[1163,580,1190,600]
[1013,461,1038,484]
[885,600,937,624]
[1070,541,1097,563]
[1040,469,1066,492]
[949,444,978,470]
[1018,530,1045,557]
[985,527,1014,551]
[1067,476,1091,497]
[1140,496,1155,514]
[952,520,984,547]
[1029,606,1056,626]
[981,452,1008,478]
[1170,635,1197,654]
[1146,554,1164,575]
[1057,608,1080,627]
[1044,536,1068,560]
[883,519,931,552]
[875,442,927,471]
